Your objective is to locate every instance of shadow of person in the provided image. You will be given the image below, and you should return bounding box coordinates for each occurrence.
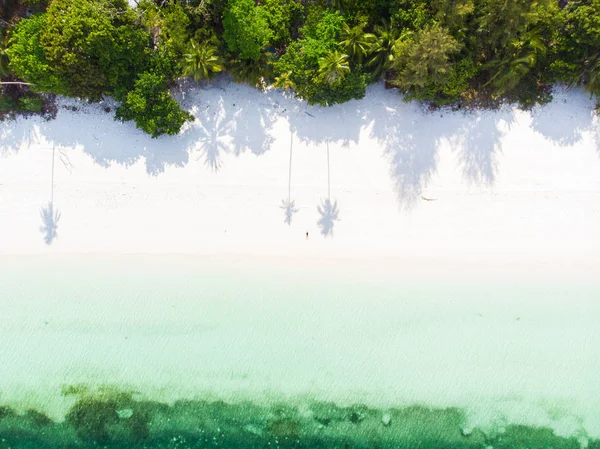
[317,198,340,237]
[40,202,60,245]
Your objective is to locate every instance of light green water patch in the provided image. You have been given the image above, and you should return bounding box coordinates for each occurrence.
[0,256,599,443]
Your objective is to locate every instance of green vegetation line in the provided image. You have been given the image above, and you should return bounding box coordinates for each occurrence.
[1,0,599,136]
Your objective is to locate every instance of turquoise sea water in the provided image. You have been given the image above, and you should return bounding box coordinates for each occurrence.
[0,257,599,448]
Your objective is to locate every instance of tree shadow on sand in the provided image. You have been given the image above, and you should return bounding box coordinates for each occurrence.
[365,88,448,210]
[26,101,192,176]
[284,95,365,147]
[454,110,515,187]
[316,141,340,237]
[181,79,279,172]
[530,87,595,147]
[1,124,45,155]
[229,87,276,156]
[2,78,279,176]
[317,198,340,237]
[280,199,299,226]
[40,202,60,245]
[187,99,232,172]
[365,85,520,205]
[280,132,298,225]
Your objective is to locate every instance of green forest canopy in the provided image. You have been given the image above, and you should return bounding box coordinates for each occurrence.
[1,0,599,137]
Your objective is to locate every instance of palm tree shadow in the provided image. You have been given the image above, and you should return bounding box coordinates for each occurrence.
[40,202,60,245]
[189,100,232,172]
[317,198,340,237]
[280,199,299,226]
[230,92,276,157]
[454,111,514,186]
[365,86,446,211]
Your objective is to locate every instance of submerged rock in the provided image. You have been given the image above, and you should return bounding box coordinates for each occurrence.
[117,408,133,419]
[382,412,392,426]
[243,424,264,437]
[461,426,473,436]
[349,411,364,424]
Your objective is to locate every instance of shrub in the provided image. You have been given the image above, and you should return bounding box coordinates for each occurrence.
[0,93,16,112]
[19,95,43,113]
[115,72,193,138]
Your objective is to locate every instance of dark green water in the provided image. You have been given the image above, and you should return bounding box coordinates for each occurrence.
[0,387,597,449]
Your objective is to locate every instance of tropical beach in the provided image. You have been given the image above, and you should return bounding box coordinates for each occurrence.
[1,80,600,447]
[2,0,600,445]
[1,81,599,273]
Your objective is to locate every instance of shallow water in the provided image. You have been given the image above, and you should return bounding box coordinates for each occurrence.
[0,257,599,447]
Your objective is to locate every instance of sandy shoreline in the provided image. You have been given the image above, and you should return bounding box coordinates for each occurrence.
[1,81,599,279]
[1,83,600,441]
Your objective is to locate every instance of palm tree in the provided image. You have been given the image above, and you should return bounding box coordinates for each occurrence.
[339,22,375,65]
[273,71,296,92]
[229,52,272,89]
[318,50,350,86]
[366,20,399,80]
[486,32,545,96]
[181,41,224,82]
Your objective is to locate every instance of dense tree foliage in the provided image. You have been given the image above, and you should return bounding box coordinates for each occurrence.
[550,0,600,96]
[1,0,599,135]
[273,9,367,105]
[223,0,273,60]
[115,72,193,137]
[40,0,150,100]
[5,14,65,92]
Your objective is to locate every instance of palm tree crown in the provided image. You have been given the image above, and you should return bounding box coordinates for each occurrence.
[366,20,399,80]
[486,31,545,96]
[273,71,296,92]
[181,42,224,82]
[318,50,350,85]
[339,22,375,64]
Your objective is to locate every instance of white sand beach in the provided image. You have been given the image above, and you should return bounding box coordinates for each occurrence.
[1,81,600,279]
[1,81,600,439]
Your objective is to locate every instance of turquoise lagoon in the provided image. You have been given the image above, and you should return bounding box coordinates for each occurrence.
[0,256,599,448]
